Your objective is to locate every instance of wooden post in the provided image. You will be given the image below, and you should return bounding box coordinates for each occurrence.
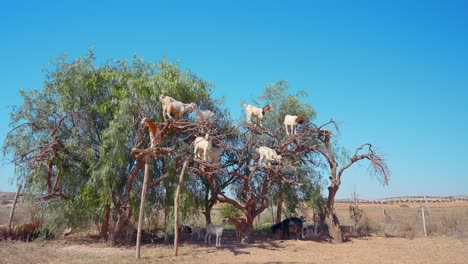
[136,155,151,259]
[424,196,433,225]
[7,184,22,237]
[380,199,386,224]
[174,159,190,256]
[421,206,427,237]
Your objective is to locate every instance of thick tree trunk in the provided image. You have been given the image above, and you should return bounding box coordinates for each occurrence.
[326,185,342,243]
[240,216,255,244]
[110,212,128,246]
[202,210,212,225]
[275,185,284,224]
[100,204,110,241]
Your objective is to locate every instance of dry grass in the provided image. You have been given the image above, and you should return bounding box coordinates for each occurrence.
[1,196,468,263]
[334,201,468,239]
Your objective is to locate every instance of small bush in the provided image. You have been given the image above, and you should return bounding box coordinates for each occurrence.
[400,204,409,208]
[356,216,379,237]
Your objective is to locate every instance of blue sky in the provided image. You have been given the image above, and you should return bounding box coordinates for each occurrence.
[1,0,467,199]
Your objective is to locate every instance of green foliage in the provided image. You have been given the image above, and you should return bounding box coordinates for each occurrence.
[220,204,242,219]
[2,49,218,233]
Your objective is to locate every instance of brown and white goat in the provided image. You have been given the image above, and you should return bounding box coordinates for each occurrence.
[283,115,305,135]
[159,95,196,121]
[243,104,271,127]
[141,117,160,148]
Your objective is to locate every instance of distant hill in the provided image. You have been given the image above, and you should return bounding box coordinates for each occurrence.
[336,195,468,204]
[0,192,16,205]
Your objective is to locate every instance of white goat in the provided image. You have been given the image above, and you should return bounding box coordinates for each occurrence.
[243,104,271,127]
[195,107,215,122]
[283,115,305,135]
[256,146,282,165]
[159,95,196,121]
[205,218,229,247]
[193,134,212,161]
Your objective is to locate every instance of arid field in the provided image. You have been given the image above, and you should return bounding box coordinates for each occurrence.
[1,193,468,264]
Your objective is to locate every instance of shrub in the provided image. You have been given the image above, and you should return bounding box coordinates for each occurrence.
[219,204,242,219]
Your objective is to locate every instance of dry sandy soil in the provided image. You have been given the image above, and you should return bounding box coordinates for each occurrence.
[1,235,467,264]
[1,194,467,263]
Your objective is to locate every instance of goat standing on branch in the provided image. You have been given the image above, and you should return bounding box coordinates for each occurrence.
[159,95,196,121]
[195,107,215,122]
[243,104,271,127]
[283,115,305,135]
[193,134,212,161]
[256,146,282,165]
[140,117,159,148]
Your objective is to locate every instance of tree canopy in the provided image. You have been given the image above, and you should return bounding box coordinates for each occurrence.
[2,50,389,244]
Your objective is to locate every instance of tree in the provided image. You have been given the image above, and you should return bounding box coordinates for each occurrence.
[314,121,389,243]
[2,50,223,244]
[207,81,322,243]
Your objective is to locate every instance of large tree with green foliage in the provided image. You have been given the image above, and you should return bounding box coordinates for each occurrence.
[2,50,228,244]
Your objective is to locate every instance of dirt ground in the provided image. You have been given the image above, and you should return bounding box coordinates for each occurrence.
[1,235,467,264]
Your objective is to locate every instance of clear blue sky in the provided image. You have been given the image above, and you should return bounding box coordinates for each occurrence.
[1,0,467,199]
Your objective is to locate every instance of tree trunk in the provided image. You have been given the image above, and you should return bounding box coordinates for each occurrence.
[173,159,189,256]
[326,185,342,243]
[202,210,212,225]
[136,155,150,259]
[240,216,255,244]
[111,212,128,246]
[7,185,22,237]
[275,185,284,224]
[100,204,110,241]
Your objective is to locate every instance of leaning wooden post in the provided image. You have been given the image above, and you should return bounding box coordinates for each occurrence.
[421,205,427,237]
[174,159,190,257]
[136,154,151,259]
[7,184,22,237]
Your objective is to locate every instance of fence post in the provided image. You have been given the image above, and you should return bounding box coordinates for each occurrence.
[380,199,386,224]
[173,159,189,257]
[421,205,427,237]
[136,155,150,259]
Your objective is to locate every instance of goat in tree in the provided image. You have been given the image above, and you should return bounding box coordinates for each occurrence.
[256,146,282,165]
[195,107,215,122]
[193,134,212,161]
[159,95,196,121]
[243,104,271,127]
[140,117,159,148]
[283,115,305,135]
